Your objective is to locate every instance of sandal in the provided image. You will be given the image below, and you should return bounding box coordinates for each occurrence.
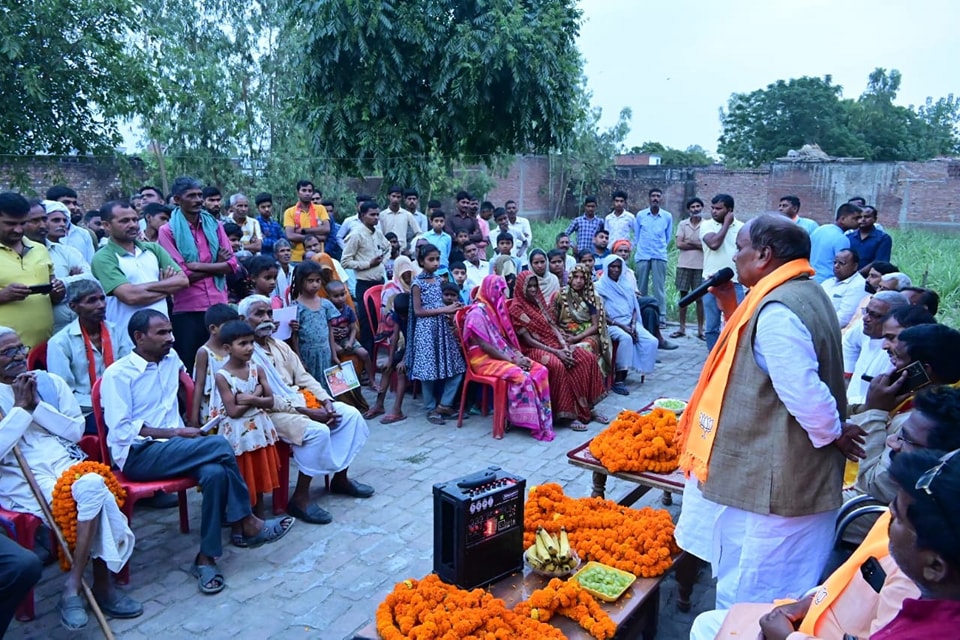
[60,594,88,630]
[669,330,686,338]
[570,421,588,432]
[239,516,295,547]
[363,407,385,419]
[380,413,407,424]
[427,412,446,425]
[697,333,706,341]
[591,412,610,424]
[611,382,629,396]
[191,561,225,595]
[435,406,457,416]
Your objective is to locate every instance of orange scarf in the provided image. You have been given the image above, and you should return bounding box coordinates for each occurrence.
[678,259,815,482]
[798,511,891,634]
[80,322,114,389]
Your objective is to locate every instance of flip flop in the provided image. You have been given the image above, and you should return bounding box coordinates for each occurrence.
[570,421,589,432]
[380,414,407,424]
[697,333,706,341]
[240,515,296,546]
[427,412,446,425]
[363,407,385,419]
[190,563,225,595]
[611,383,629,396]
[95,592,143,618]
[591,412,610,424]
[669,330,686,338]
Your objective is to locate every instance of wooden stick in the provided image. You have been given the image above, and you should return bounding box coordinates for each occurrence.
[9,440,115,639]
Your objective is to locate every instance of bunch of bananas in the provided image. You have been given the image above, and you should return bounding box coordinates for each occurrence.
[525,527,577,573]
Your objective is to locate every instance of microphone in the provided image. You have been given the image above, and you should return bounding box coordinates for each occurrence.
[679,267,735,308]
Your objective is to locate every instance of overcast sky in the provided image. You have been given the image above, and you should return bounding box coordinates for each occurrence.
[577,0,960,156]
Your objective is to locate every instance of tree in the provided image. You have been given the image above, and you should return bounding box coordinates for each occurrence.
[294,0,584,188]
[0,0,151,154]
[915,94,960,156]
[718,76,869,166]
[630,142,714,165]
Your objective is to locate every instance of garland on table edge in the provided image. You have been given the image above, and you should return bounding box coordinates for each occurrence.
[589,407,679,474]
[523,483,678,578]
[375,574,615,640]
[51,461,126,571]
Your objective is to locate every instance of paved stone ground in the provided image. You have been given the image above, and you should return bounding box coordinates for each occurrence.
[11,332,715,640]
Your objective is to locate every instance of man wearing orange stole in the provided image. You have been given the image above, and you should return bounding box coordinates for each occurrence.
[674,214,866,609]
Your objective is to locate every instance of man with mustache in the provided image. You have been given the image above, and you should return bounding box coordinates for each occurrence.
[238,295,373,525]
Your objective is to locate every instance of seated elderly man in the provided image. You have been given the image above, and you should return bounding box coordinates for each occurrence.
[692,447,960,640]
[238,295,373,525]
[877,271,912,292]
[47,279,132,435]
[100,309,293,595]
[842,290,909,409]
[850,326,960,504]
[0,326,140,630]
[820,248,865,326]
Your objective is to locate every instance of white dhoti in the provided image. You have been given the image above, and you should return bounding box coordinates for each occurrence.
[607,323,658,374]
[274,402,369,478]
[713,504,837,609]
[72,474,135,573]
[674,477,721,563]
[690,609,728,640]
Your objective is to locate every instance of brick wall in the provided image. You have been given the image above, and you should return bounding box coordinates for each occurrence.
[0,156,144,209]
[485,155,553,218]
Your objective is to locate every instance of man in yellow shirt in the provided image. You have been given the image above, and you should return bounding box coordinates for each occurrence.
[283,180,329,261]
[0,192,63,347]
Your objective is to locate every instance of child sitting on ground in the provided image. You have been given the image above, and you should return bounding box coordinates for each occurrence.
[365,292,411,424]
[190,303,240,428]
[326,280,376,389]
[213,320,281,530]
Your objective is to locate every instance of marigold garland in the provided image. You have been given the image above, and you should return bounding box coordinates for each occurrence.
[300,389,322,409]
[375,574,566,640]
[51,461,126,571]
[523,483,678,579]
[514,577,617,640]
[589,408,679,474]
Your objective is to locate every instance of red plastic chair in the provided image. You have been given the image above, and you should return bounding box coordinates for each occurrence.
[91,376,197,584]
[453,308,508,439]
[26,341,47,370]
[0,508,44,621]
[361,284,389,368]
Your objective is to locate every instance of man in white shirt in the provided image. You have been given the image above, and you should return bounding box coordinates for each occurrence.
[555,232,577,272]
[45,185,97,263]
[402,189,428,248]
[604,190,635,246]
[335,194,371,251]
[227,193,262,254]
[843,290,909,408]
[504,200,532,268]
[0,326,141,629]
[462,241,488,289]
[379,186,422,251]
[700,194,745,351]
[101,309,293,595]
[821,248,867,326]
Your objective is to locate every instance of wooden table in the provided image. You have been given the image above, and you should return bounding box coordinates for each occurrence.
[566,440,685,505]
[352,559,673,640]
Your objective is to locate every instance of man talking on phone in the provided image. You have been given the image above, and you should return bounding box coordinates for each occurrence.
[0,192,64,348]
[847,324,960,508]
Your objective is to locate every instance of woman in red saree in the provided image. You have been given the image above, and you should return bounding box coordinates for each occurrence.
[461,275,554,441]
[509,271,608,431]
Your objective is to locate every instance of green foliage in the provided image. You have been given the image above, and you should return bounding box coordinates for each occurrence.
[294,0,584,188]
[0,0,151,154]
[549,90,631,218]
[631,142,715,166]
[719,69,960,166]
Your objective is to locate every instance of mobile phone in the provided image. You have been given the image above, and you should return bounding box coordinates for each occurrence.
[28,283,53,295]
[860,556,886,593]
[894,360,931,393]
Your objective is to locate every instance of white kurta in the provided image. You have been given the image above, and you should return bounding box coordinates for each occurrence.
[676,303,841,608]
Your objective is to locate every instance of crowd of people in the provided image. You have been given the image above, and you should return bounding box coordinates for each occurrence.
[1,177,958,638]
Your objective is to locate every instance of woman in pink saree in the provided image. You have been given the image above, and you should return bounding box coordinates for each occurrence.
[461,275,554,441]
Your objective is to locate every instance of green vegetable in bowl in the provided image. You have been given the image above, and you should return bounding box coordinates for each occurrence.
[574,566,634,598]
[654,398,686,412]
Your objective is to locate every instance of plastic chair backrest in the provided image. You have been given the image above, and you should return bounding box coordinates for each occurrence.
[362,284,385,334]
[27,341,47,371]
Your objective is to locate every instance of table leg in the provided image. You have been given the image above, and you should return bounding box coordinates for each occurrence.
[591,471,607,498]
[675,552,705,612]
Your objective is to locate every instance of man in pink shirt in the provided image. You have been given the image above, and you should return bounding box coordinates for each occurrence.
[158,176,239,369]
